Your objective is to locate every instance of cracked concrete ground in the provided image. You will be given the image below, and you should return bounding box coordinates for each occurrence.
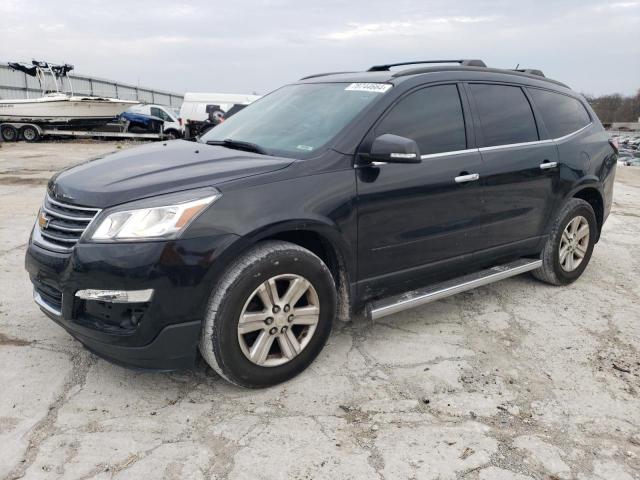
[0,141,639,480]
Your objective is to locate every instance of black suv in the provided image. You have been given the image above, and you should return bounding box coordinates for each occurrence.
[26,59,617,387]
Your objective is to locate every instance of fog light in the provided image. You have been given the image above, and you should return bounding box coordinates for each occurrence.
[75,289,154,303]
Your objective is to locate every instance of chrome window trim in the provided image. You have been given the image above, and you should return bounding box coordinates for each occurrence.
[478,123,593,152]
[421,148,479,160]
[478,139,553,152]
[361,148,479,166]
[552,122,592,142]
[355,122,593,167]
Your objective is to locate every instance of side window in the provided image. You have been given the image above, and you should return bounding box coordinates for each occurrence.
[469,84,538,147]
[150,107,172,121]
[161,109,174,122]
[528,89,591,138]
[375,84,466,155]
[150,107,164,119]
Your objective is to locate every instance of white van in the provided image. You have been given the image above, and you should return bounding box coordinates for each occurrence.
[129,104,183,139]
[179,92,261,139]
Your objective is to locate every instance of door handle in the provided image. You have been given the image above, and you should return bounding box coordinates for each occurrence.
[540,161,558,170]
[454,173,480,184]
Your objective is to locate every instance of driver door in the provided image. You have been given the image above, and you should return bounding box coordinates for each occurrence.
[356,84,485,291]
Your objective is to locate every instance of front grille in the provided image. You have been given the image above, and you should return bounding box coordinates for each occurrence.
[35,195,101,252]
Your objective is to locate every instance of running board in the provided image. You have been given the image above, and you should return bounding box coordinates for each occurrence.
[366,258,542,321]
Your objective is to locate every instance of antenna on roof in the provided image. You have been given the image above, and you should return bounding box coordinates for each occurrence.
[515,63,520,70]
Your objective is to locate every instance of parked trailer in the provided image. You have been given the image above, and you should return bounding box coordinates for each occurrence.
[0,120,166,142]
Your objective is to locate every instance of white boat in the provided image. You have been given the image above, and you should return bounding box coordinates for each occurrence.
[0,61,138,125]
[0,93,138,123]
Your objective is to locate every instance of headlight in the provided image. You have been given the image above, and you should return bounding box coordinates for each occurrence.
[89,188,221,241]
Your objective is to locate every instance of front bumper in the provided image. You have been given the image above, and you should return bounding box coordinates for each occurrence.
[25,233,239,370]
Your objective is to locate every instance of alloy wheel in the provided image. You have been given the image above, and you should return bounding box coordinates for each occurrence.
[237,274,320,367]
[559,216,589,272]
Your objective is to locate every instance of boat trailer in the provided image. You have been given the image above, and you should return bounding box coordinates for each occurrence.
[0,120,167,142]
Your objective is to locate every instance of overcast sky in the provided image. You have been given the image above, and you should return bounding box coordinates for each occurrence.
[1,0,639,96]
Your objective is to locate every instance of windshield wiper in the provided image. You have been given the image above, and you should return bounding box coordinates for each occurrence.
[206,138,268,155]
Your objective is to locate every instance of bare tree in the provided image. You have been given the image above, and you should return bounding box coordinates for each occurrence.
[584,90,640,123]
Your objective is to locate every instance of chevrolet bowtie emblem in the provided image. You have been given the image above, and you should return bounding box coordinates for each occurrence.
[38,211,50,229]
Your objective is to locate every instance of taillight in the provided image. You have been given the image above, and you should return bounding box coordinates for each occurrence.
[178,117,182,126]
[609,137,619,154]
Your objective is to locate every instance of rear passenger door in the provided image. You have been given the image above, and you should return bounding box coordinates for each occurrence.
[467,83,560,252]
[527,87,593,170]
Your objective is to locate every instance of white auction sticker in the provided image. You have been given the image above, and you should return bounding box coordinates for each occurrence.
[345,83,392,93]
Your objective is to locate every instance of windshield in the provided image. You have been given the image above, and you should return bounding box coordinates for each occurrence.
[201,83,391,157]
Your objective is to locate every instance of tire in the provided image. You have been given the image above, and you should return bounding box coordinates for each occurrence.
[164,130,180,140]
[20,125,40,142]
[1,125,19,142]
[199,240,337,388]
[532,198,597,286]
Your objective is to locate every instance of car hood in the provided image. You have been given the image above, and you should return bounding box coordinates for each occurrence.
[49,140,295,207]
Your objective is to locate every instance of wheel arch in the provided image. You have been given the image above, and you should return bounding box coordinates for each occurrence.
[545,178,605,245]
[218,220,355,322]
[163,128,182,138]
[570,184,604,241]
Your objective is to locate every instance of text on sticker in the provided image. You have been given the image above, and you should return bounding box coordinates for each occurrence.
[345,83,392,93]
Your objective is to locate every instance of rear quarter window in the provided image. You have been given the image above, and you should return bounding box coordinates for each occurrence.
[469,84,539,147]
[528,89,591,138]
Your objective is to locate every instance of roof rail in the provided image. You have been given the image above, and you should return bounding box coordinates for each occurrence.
[367,59,486,72]
[299,71,357,80]
[513,68,545,78]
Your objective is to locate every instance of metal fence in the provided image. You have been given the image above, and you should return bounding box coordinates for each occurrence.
[0,63,183,107]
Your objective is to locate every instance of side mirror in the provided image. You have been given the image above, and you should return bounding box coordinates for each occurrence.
[366,134,421,164]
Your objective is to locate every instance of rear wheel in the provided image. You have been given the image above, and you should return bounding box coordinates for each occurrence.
[532,198,597,285]
[20,125,40,142]
[1,124,19,142]
[199,241,336,387]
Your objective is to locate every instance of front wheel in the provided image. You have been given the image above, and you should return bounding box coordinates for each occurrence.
[532,198,597,285]
[199,241,336,387]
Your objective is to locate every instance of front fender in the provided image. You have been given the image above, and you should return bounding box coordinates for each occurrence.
[186,168,358,283]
